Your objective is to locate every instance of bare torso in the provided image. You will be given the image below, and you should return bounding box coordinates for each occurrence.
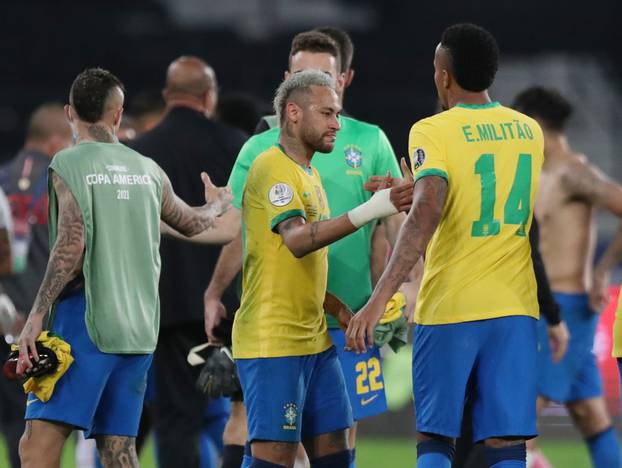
[535,153,596,293]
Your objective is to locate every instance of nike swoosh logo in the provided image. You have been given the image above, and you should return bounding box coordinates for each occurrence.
[26,398,39,406]
[361,395,379,406]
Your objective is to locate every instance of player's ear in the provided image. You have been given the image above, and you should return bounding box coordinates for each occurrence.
[442,69,451,90]
[344,69,355,88]
[113,107,124,130]
[284,70,290,80]
[64,104,73,124]
[285,102,300,124]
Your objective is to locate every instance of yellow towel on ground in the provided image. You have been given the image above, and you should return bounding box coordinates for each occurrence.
[12,331,74,402]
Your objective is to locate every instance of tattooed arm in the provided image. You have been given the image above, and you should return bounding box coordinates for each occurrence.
[160,170,233,238]
[160,208,240,245]
[562,160,622,310]
[277,215,357,258]
[17,172,85,374]
[346,176,447,352]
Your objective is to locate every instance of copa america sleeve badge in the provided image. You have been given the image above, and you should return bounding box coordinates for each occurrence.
[268,183,294,207]
[412,148,426,170]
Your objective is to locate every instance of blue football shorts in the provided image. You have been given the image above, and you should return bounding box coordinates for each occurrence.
[413,315,538,442]
[236,345,353,443]
[25,289,152,438]
[537,292,602,403]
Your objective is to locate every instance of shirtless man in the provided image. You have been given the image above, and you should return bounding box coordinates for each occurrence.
[514,87,622,468]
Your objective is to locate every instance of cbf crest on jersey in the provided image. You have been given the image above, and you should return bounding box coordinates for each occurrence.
[412,147,426,169]
[344,145,363,168]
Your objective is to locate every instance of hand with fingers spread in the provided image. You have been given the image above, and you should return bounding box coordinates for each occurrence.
[201,172,233,217]
[345,298,386,353]
[16,313,44,376]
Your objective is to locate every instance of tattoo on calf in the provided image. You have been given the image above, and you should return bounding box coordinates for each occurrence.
[96,436,139,468]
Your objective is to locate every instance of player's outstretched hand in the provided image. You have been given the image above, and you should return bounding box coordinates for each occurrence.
[589,268,610,313]
[15,314,44,376]
[345,300,385,353]
[364,171,397,193]
[201,172,233,217]
[204,294,227,344]
[388,158,414,213]
[547,321,570,363]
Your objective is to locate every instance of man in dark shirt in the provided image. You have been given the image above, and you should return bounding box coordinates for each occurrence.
[130,56,246,468]
[0,103,71,468]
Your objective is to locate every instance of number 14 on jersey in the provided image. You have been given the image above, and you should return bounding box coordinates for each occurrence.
[472,153,532,237]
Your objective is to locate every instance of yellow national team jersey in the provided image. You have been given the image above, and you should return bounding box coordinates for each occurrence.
[409,102,544,325]
[232,145,332,358]
[613,296,622,357]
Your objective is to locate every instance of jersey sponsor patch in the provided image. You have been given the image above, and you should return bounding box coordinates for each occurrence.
[268,183,294,207]
[412,147,426,169]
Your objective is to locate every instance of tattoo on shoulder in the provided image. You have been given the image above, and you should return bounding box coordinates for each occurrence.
[561,165,603,202]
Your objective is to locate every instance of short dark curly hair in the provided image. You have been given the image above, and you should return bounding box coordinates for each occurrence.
[513,86,573,131]
[314,26,354,73]
[69,68,125,123]
[289,31,341,73]
[440,23,498,92]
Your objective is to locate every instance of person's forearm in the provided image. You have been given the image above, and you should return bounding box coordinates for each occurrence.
[281,214,357,258]
[382,212,406,247]
[30,237,83,319]
[204,229,243,299]
[323,291,349,318]
[161,209,240,245]
[369,177,446,307]
[595,222,622,273]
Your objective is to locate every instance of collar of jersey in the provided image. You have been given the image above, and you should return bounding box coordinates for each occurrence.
[277,143,313,175]
[455,101,500,109]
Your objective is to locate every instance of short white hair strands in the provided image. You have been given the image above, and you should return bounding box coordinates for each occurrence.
[273,70,335,124]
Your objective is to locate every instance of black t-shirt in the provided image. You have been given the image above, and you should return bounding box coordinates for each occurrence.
[130,107,247,328]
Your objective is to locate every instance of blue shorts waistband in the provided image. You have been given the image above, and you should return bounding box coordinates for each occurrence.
[552,292,590,310]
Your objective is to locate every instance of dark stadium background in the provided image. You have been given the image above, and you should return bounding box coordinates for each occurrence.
[1,1,621,466]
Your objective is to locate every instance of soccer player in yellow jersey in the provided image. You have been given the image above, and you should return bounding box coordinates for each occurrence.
[347,24,544,468]
[233,69,411,468]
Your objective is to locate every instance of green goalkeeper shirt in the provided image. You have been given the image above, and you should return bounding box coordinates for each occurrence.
[229,115,400,327]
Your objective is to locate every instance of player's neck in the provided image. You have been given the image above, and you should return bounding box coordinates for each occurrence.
[74,121,118,144]
[449,90,492,108]
[543,132,571,168]
[166,100,208,116]
[279,127,313,167]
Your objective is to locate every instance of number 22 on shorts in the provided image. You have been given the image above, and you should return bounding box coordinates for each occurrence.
[355,357,384,395]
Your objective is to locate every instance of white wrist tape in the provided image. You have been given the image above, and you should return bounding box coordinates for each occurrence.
[347,188,398,228]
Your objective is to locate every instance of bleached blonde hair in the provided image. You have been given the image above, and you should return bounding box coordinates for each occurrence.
[273,70,335,124]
